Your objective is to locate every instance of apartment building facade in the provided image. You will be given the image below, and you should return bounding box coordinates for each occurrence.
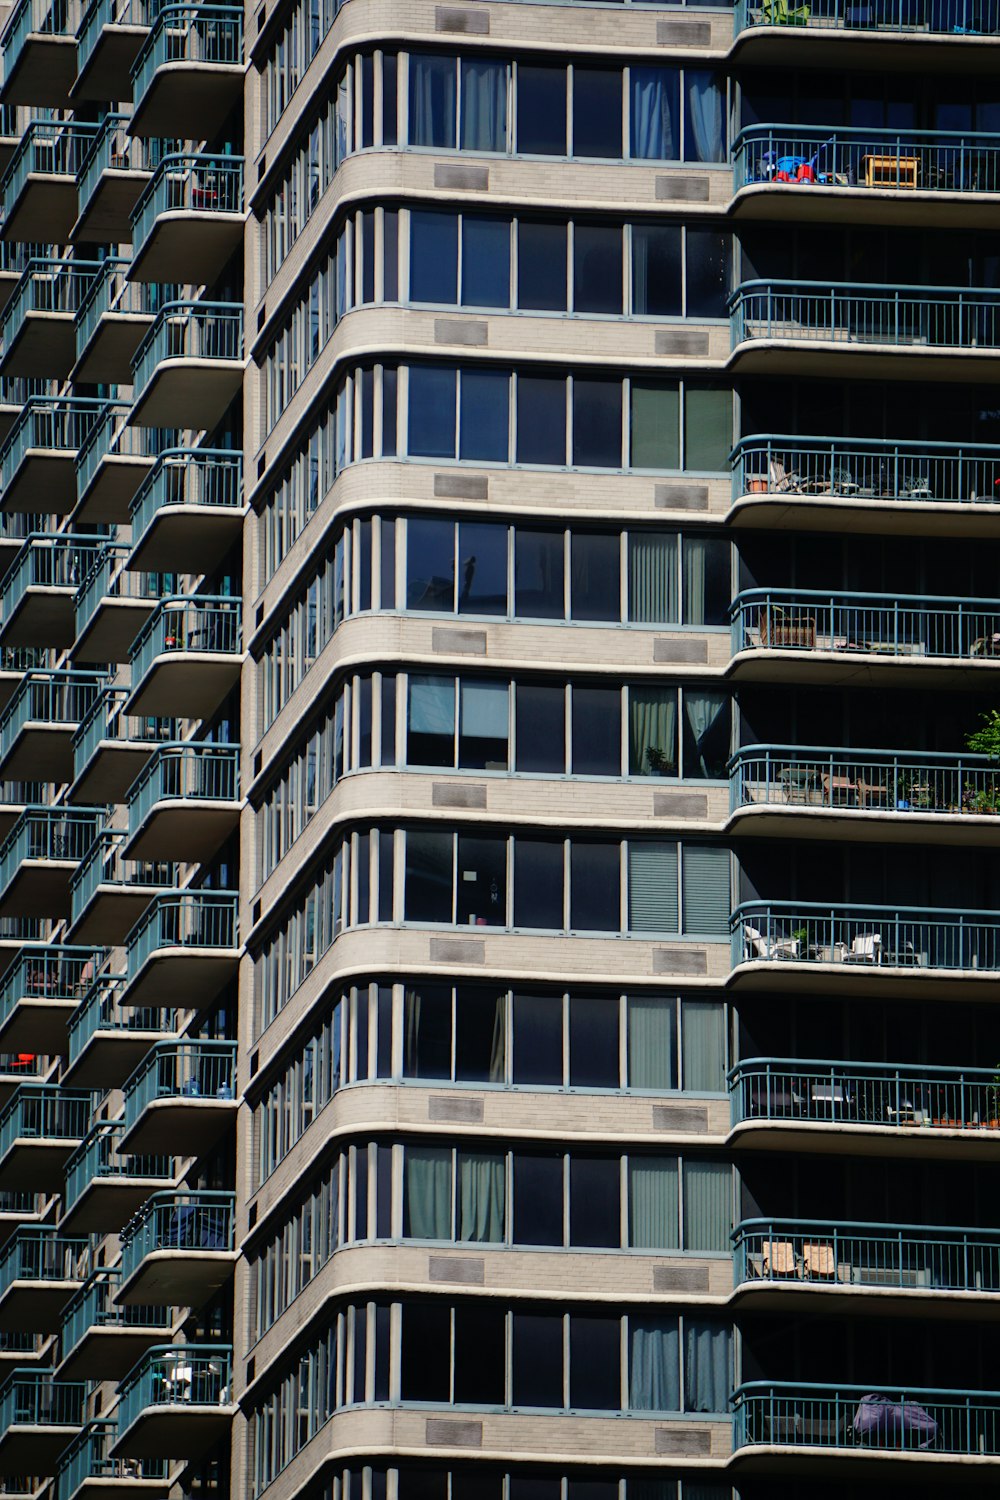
[0,0,996,1496]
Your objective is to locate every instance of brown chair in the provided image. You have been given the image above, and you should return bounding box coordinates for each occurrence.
[763,1239,798,1277]
[802,1241,836,1278]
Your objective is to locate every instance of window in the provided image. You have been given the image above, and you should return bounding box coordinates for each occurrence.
[574,225,623,315]
[462,216,510,307]
[458,680,508,768]
[684,385,731,473]
[513,1153,563,1245]
[405,831,453,921]
[514,530,564,619]
[511,992,562,1084]
[517,65,567,155]
[515,684,566,772]
[684,71,726,162]
[571,687,621,775]
[570,1315,621,1408]
[570,842,620,931]
[460,370,509,461]
[409,55,457,147]
[569,1158,620,1248]
[628,843,679,934]
[517,376,566,465]
[571,533,620,620]
[573,69,622,158]
[408,676,454,765]
[632,226,682,317]
[457,521,507,612]
[410,211,458,303]
[408,366,457,457]
[630,382,680,470]
[407,518,455,610]
[518,222,567,311]
[461,58,507,151]
[513,839,564,929]
[573,379,623,468]
[630,67,680,159]
[455,835,507,925]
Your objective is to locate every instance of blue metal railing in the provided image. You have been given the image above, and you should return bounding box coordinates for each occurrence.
[733,1380,1000,1454]
[74,543,162,642]
[122,1041,235,1138]
[119,1189,235,1284]
[131,4,243,108]
[734,0,1000,36]
[729,1056,1000,1130]
[62,1120,172,1215]
[56,1419,167,1500]
[128,447,243,546]
[115,1343,232,1436]
[729,744,1000,816]
[0,1085,91,1164]
[71,686,175,786]
[0,945,104,1029]
[0,672,107,770]
[0,397,107,492]
[0,809,103,907]
[0,1227,88,1293]
[66,971,174,1070]
[731,278,1000,352]
[75,0,142,80]
[730,586,1000,660]
[128,744,238,836]
[0,1370,84,1430]
[730,433,1000,506]
[732,899,1000,971]
[0,121,99,220]
[0,533,105,624]
[734,1217,1000,1293]
[131,152,243,250]
[2,0,82,66]
[131,300,243,401]
[69,828,175,928]
[0,259,101,365]
[75,259,169,367]
[75,114,134,215]
[733,123,1000,194]
[129,595,241,685]
[125,890,238,977]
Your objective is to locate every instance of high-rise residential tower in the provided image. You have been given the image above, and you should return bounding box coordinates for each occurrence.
[0,0,998,1497]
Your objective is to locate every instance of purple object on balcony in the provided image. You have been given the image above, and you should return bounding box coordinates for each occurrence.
[853,1394,938,1448]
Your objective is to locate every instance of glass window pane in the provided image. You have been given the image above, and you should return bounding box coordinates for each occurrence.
[459,680,509,769]
[569,994,619,1087]
[628,842,678,934]
[570,1316,621,1410]
[681,845,730,936]
[515,684,565,772]
[628,532,678,623]
[569,1158,620,1248]
[401,1302,451,1399]
[454,1303,506,1402]
[462,216,511,308]
[457,521,508,614]
[460,369,509,462]
[409,54,457,147]
[404,830,453,922]
[517,376,566,465]
[573,378,622,468]
[629,1318,679,1411]
[517,65,567,155]
[455,987,506,1084]
[513,839,564,929]
[457,1150,506,1242]
[513,1154,563,1246]
[456,835,507,926]
[407,675,456,765]
[409,211,458,303]
[681,534,730,625]
[573,69,623,158]
[685,229,731,318]
[570,841,620,931]
[570,533,620,621]
[514,529,565,618]
[512,992,562,1083]
[630,67,680,160]
[460,58,507,151]
[574,225,623,315]
[683,1320,731,1412]
[631,226,682,317]
[630,382,680,470]
[681,690,729,778]
[681,999,725,1092]
[408,364,456,458]
[572,686,621,775]
[629,687,677,776]
[518,222,568,311]
[683,1162,730,1252]
[628,1157,679,1247]
[684,71,725,163]
[406,517,455,611]
[403,1146,452,1238]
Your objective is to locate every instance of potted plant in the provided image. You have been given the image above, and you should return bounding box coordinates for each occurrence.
[645,746,673,776]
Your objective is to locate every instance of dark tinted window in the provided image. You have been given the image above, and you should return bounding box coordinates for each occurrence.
[570,841,620,931]
[514,530,564,618]
[517,377,566,465]
[569,1157,620,1248]
[455,835,507,926]
[512,992,562,1083]
[462,216,510,308]
[455,987,505,1082]
[403,984,451,1077]
[408,365,456,457]
[405,830,452,921]
[574,225,623,315]
[573,379,623,468]
[632,225,682,317]
[457,521,507,614]
[401,1302,450,1399]
[518,222,568,311]
[410,211,458,303]
[514,839,564,929]
[571,533,620,621]
[517,66,567,155]
[515,684,566,772]
[454,1303,505,1403]
[460,370,509,463]
[572,686,621,775]
[513,1152,563,1245]
[573,69,622,158]
[569,1316,621,1408]
[569,995,619,1087]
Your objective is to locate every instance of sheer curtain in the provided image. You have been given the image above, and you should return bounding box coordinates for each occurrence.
[683,690,728,776]
[630,688,677,775]
[683,1321,731,1412]
[682,1160,731,1251]
[629,533,678,623]
[461,59,507,151]
[682,536,707,624]
[409,55,457,147]
[405,1148,452,1238]
[629,1319,680,1410]
[628,1157,679,1248]
[630,67,679,160]
[627,995,677,1089]
[681,999,725,1092]
[458,1151,505,1241]
[685,72,724,163]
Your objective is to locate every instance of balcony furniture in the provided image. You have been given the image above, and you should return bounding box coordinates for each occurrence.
[863,152,919,188]
[744,924,801,961]
[822,772,857,805]
[802,1241,837,1277]
[971,632,1000,656]
[854,1393,938,1448]
[763,1239,797,1276]
[843,933,883,963]
[858,776,893,808]
[760,609,817,648]
[780,765,821,803]
[768,458,802,492]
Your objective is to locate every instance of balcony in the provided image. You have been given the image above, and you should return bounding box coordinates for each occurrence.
[61,1120,173,1233]
[129,3,242,140]
[730,434,1000,536]
[122,891,238,1008]
[127,449,243,574]
[0,396,106,514]
[0,944,103,1054]
[734,1217,1000,1313]
[73,114,150,244]
[125,745,239,862]
[74,0,149,96]
[70,688,174,803]
[130,153,243,285]
[0,375,55,447]
[0,120,98,243]
[74,261,163,385]
[65,972,175,1088]
[732,900,1000,995]
[69,831,175,944]
[0,0,82,107]
[0,1084,90,1191]
[0,671,105,783]
[730,279,1000,379]
[57,1420,169,1500]
[0,108,18,183]
[0,258,100,378]
[111,1344,233,1459]
[728,745,1000,844]
[72,546,161,664]
[0,1370,84,1471]
[0,1331,41,1374]
[120,1041,235,1158]
[58,1273,172,1381]
[129,301,243,431]
[0,807,104,919]
[74,403,157,525]
[0,774,42,845]
[0,239,46,316]
[0,1228,88,1330]
[730,1057,1000,1159]
[126,597,241,719]
[0,533,103,648]
[733,126,1000,228]
[732,1381,1000,1470]
[0,1054,44,1110]
[732,0,1000,67]
[118,1190,235,1306]
[0,511,41,581]
[729,587,1000,687]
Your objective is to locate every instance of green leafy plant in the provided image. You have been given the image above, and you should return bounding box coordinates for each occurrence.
[966,709,1000,760]
[645,746,673,775]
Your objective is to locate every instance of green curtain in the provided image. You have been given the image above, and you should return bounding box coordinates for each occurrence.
[630,382,680,470]
[404,1147,452,1239]
[682,1160,731,1251]
[629,688,678,775]
[628,533,678,623]
[458,1151,505,1241]
[627,995,677,1089]
[681,1000,725,1092]
[628,1156,679,1248]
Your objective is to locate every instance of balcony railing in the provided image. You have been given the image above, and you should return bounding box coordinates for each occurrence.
[131,152,243,245]
[70,829,174,926]
[0,120,99,212]
[72,686,175,783]
[733,1380,1000,1455]
[75,114,133,213]
[0,945,104,1024]
[0,1227,88,1291]
[131,299,243,395]
[125,891,238,975]
[1,0,83,65]
[731,587,1000,661]
[66,972,174,1070]
[122,1041,235,1134]
[0,806,103,891]
[129,446,242,540]
[731,279,1000,353]
[62,1120,172,1215]
[57,1419,167,1500]
[734,124,1000,196]
[75,0,141,81]
[734,1217,1000,1293]
[74,543,163,640]
[60,1271,170,1362]
[0,671,106,765]
[0,532,104,618]
[115,1343,232,1430]
[74,259,172,365]
[130,596,241,680]
[730,1056,1000,1130]
[0,1369,84,1428]
[119,1190,235,1282]
[729,745,1000,816]
[131,3,243,104]
[733,900,1000,971]
[0,258,100,359]
[128,744,238,829]
[0,1085,91,1159]
[74,402,164,503]
[734,0,1000,37]
[731,434,1000,506]
[0,396,107,483]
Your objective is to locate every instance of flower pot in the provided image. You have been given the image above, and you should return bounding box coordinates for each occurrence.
[747,478,768,493]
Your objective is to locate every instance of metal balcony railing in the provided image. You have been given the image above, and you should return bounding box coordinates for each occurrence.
[0,1054,44,1081]
[70,829,175,926]
[60,1270,169,1361]
[734,0,1000,37]
[131,300,243,398]
[0,533,104,619]
[733,1217,1000,1293]
[75,259,173,365]
[731,433,1000,506]
[75,0,140,81]
[733,1381,1000,1455]
[62,1120,172,1214]
[730,587,1000,661]
[71,686,176,784]
[0,1227,88,1291]
[0,1370,84,1428]
[1,0,83,65]
[74,543,163,640]
[734,124,1000,195]
[0,259,101,360]
[115,1343,232,1431]
[733,900,1000,971]
[0,396,107,484]
[131,152,243,247]
[0,672,106,767]
[0,945,104,1025]
[729,745,1000,816]
[731,279,1000,353]
[0,121,99,214]
[0,808,104,897]
[56,1419,167,1500]
[128,743,238,832]
[130,596,241,681]
[0,1085,91,1161]
[119,1190,234,1283]
[66,971,174,1071]
[131,3,243,105]
[75,114,133,213]
[125,891,238,976]
[74,402,164,503]
[122,1041,235,1137]
[0,239,50,278]
[730,1056,1000,1130]
[129,447,242,542]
